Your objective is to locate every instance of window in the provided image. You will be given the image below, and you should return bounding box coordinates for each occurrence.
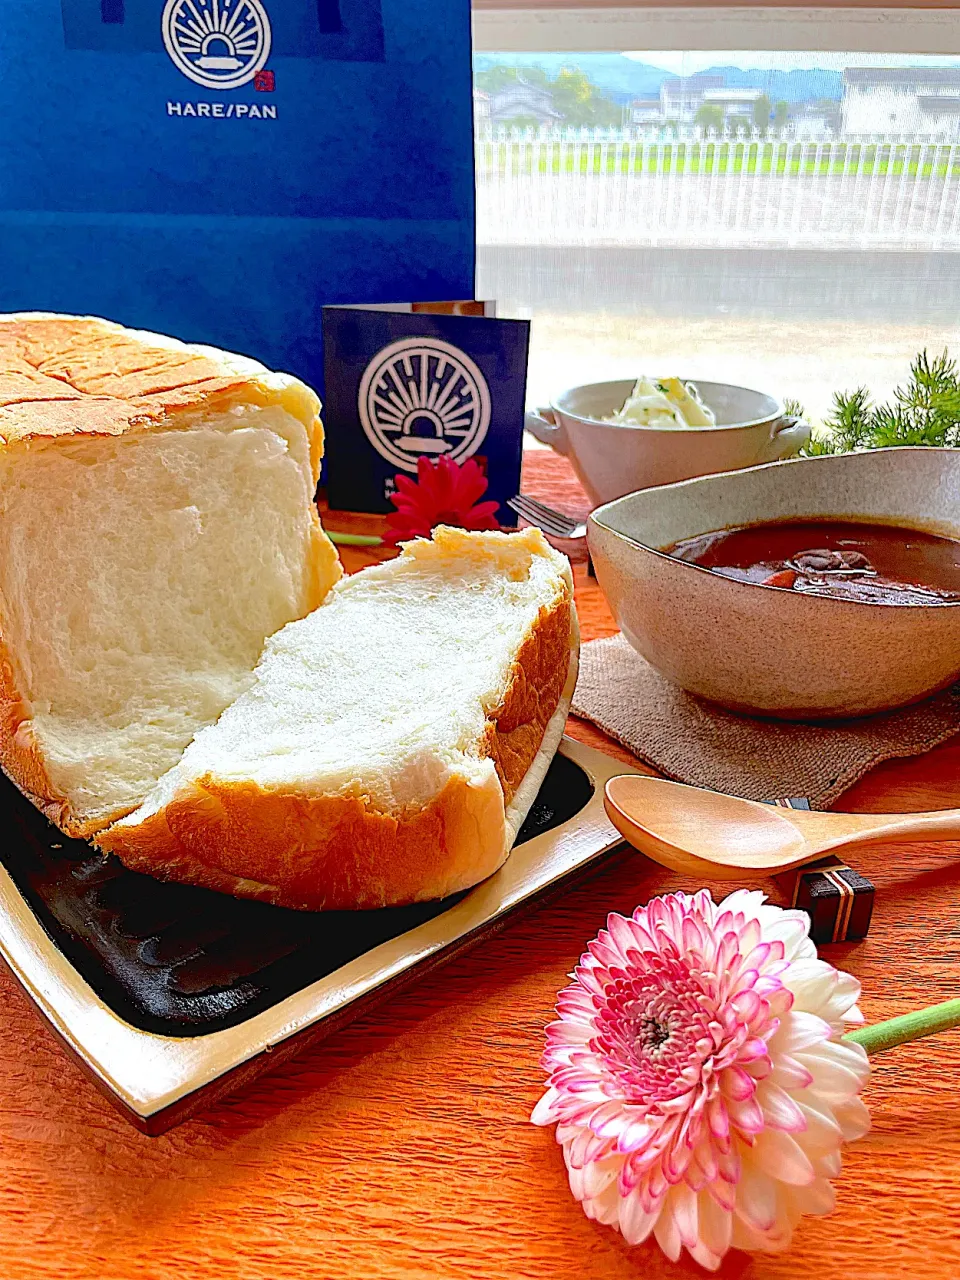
[473,9,960,434]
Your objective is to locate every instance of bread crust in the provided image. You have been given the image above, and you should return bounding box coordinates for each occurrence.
[98,583,576,911]
[0,650,75,833]
[0,312,338,838]
[0,313,321,462]
[483,595,572,806]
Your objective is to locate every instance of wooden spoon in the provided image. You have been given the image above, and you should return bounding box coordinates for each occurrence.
[603,775,960,880]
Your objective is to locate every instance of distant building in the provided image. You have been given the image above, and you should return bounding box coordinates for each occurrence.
[489,79,562,127]
[629,94,661,126]
[658,78,766,130]
[791,101,838,140]
[473,89,491,124]
[843,67,960,137]
[702,88,764,113]
[659,75,724,123]
[701,88,764,128]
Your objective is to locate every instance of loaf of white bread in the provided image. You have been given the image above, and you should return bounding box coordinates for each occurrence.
[99,526,577,909]
[0,312,341,837]
[0,313,577,910]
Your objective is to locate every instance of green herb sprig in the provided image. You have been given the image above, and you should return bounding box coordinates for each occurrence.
[800,349,960,456]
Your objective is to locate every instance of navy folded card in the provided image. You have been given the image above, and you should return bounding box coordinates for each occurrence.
[322,306,530,523]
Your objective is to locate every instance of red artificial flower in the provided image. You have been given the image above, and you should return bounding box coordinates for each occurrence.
[385,455,501,545]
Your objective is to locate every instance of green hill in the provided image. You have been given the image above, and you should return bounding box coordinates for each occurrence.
[473,54,845,104]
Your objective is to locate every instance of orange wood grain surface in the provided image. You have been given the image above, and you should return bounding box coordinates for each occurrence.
[2,449,959,1280]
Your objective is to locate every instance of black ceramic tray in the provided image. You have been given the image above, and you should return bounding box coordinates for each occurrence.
[0,736,637,1133]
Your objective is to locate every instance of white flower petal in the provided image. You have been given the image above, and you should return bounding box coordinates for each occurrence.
[814,1036,870,1077]
[734,1159,780,1232]
[831,1096,872,1142]
[618,1189,659,1245]
[670,1183,701,1248]
[616,1117,657,1155]
[580,1156,622,1200]
[757,1080,807,1132]
[732,1183,795,1254]
[698,1189,733,1260]
[731,1212,773,1253]
[795,1051,869,1102]
[755,910,816,961]
[590,1100,633,1134]
[768,1009,833,1054]
[581,1178,624,1226]
[653,1203,683,1262]
[546,1020,595,1048]
[789,1176,836,1217]
[767,1055,814,1091]
[567,1124,616,1170]
[531,1089,561,1125]
[686,1237,724,1272]
[794,1100,843,1156]
[750,1127,817,1186]
[811,1147,842,1179]
[708,1174,736,1212]
[784,960,862,1021]
[717,888,769,920]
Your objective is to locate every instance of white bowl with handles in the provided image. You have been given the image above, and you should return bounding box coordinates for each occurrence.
[525,378,810,507]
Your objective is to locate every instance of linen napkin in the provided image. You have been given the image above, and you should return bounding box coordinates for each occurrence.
[571,633,960,809]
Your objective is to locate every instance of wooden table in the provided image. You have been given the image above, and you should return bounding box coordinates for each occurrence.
[2,450,959,1280]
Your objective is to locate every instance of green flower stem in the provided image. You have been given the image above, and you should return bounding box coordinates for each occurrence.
[327,532,383,547]
[844,998,960,1055]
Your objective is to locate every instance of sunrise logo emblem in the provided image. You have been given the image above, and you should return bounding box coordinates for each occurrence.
[358,338,493,474]
[162,0,272,91]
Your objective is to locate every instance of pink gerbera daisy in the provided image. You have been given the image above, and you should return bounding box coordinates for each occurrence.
[532,889,870,1270]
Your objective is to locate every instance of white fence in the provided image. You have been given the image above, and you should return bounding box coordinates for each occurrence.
[475,131,960,250]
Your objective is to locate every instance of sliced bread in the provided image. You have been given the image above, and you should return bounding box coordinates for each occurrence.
[98,527,578,910]
[0,313,341,837]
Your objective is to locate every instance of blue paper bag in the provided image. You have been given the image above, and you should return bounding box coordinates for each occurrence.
[0,1,475,396]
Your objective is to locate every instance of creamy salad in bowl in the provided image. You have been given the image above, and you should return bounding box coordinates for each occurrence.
[605,377,717,429]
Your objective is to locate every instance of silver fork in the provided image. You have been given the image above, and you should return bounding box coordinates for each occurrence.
[507,494,587,540]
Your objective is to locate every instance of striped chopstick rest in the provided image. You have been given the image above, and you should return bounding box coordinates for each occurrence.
[760,797,875,945]
[787,860,875,945]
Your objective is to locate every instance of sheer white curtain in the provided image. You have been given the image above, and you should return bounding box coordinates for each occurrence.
[472,5,960,425]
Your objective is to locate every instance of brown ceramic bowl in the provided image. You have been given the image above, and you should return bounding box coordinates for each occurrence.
[587,448,960,719]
